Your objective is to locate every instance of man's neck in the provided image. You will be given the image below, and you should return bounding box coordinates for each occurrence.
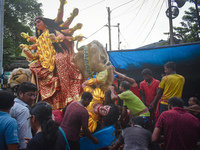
[170,71,176,74]
[77,101,85,107]
[0,109,9,113]
[146,78,153,85]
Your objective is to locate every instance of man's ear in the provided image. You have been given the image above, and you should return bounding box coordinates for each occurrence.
[18,91,23,98]
[168,104,172,110]
[12,101,15,107]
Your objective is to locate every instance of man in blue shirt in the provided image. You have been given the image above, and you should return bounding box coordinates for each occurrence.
[10,81,38,150]
[0,90,19,150]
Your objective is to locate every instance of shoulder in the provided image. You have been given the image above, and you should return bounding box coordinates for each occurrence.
[4,116,18,128]
[177,74,184,78]
[10,103,29,117]
[11,100,29,111]
[154,78,160,83]
[177,74,185,80]
[118,90,130,97]
[140,80,146,86]
[123,127,132,132]
[27,133,43,149]
[161,75,168,81]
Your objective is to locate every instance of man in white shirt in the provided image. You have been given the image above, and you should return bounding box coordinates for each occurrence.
[10,81,38,150]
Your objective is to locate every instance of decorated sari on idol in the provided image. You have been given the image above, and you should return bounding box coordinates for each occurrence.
[29,29,83,110]
[20,1,84,110]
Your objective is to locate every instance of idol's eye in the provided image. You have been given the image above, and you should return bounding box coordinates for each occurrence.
[34,20,41,26]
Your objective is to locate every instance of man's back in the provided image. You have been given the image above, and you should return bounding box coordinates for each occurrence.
[118,126,152,150]
[118,90,150,117]
[0,111,19,150]
[61,102,89,141]
[156,107,200,150]
[159,74,185,100]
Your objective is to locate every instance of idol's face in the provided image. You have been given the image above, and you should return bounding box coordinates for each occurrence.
[35,19,46,31]
[98,105,111,116]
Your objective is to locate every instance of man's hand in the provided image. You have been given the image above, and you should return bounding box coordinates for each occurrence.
[24,137,31,144]
[109,86,115,91]
[149,102,155,112]
[92,137,99,144]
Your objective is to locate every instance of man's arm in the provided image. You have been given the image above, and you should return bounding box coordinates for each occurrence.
[152,127,164,143]
[149,88,163,112]
[152,127,161,142]
[15,108,32,149]
[110,86,119,101]
[114,70,137,87]
[110,141,121,150]
[7,143,18,150]
[119,106,127,124]
[140,89,146,105]
[82,127,99,144]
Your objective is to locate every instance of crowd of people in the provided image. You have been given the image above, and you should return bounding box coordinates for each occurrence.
[1,0,200,150]
[1,60,200,150]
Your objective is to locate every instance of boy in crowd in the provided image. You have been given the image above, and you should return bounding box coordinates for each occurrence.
[0,91,19,150]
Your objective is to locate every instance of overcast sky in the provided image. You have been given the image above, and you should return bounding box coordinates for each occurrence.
[37,0,192,50]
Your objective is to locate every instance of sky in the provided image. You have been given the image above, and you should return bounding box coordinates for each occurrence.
[37,0,193,51]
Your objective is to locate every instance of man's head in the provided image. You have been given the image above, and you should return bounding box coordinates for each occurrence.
[188,97,199,106]
[101,104,119,126]
[130,116,145,128]
[81,92,93,107]
[0,90,15,111]
[142,68,152,83]
[164,61,176,75]
[17,81,38,106]
[119,81,130,92]
[168,97,184,110]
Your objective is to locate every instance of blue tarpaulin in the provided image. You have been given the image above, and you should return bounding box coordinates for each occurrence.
[108,42,200,100]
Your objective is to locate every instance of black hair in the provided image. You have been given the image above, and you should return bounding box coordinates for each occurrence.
[81,92,93,101]
[62,105,68,116]
[34,17,69,54]
[102,104,119,126]
[168,97,184,108]
[0,90,15,110]
[142,68,152,76]
[104,84,118,105]
[120,81,130,90]
[190,97,199,104]
[30,101,59,149]
[131,116,145,128]
[164,61,176,71]
[17,81,37,96]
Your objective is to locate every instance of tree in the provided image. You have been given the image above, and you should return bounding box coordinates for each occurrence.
[173,0,200,43]
[3,0,42,69]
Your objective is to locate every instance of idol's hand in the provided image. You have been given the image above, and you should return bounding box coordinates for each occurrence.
[23,47,33,60]
[60,0,67,5]
[19,44,26,50]
[72,8,79,17]
[49,33,56,42]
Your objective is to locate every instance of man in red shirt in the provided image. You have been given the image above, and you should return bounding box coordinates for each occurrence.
[152,97,200,150]
[140,68,160,106]
[61,92,99,150]
[140,68,160,129]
